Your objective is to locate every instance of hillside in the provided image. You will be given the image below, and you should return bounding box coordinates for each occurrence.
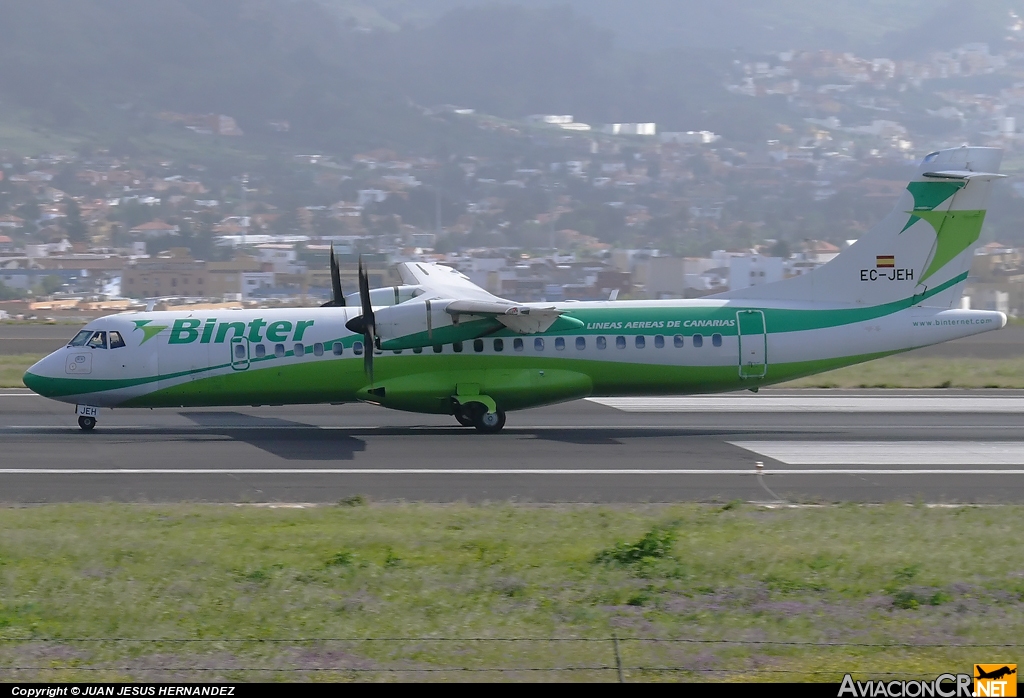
[312,0,1019,54]
[0,0,784,159]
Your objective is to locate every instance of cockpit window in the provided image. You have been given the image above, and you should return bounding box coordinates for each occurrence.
[68,330,92,347]
[86,331,107,349]
[109,331,126,349]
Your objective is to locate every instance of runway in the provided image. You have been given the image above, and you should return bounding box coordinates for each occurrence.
[2,389,1024,503]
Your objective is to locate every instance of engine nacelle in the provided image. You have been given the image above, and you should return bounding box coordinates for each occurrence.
[343,285,424,308]
[374,301,501,350]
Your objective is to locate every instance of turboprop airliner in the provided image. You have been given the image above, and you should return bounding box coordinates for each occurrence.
[23,146,1009,432]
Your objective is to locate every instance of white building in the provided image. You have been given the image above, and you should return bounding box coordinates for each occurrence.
[240,272,276,300]
[601,123,657,136]
[527,115,574,125]
[728,254,784,291]
[660,131,720,145]
[256,245,299,274]
[357,189,389,206]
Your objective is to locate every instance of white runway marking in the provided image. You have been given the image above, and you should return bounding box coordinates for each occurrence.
[731,440,1024,465]
[0,468,1021,475]
[590,396,1024,413]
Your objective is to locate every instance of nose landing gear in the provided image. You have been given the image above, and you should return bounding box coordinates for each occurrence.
[75,405,99,431]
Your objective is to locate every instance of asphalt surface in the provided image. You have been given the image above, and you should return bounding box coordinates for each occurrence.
[3,390,1024,503]
[5,323,1024,357]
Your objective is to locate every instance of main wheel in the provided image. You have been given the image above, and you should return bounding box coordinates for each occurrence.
[472,408,506,434]
[453,408,474,427]
[78,415,96,431]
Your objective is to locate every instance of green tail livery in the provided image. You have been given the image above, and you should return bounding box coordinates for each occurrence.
[24,147,1009,432]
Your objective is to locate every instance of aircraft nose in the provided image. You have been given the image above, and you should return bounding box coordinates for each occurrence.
[23,351,64,397]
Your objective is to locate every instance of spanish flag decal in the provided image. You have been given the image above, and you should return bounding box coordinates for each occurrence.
[876,255,895,268]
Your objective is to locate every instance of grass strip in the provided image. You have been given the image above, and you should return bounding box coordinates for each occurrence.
[780,356,1024,388]
[0,354,42,388]
[0,502,1020,682]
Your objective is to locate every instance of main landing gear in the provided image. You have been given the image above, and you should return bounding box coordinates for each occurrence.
[78,415,97,431]
[453,402,507,433]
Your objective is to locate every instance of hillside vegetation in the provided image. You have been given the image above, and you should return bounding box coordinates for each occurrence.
[315,0,1017,54]
[7,0,1004,159]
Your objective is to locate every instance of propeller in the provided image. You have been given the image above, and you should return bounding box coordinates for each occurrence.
[319,243,346,307]
[344,257,376,380]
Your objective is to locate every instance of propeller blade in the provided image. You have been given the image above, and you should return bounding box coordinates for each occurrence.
[353,257,375,380]
[364,332,374,383]
[330,244,345,306]
[320,243,346,307]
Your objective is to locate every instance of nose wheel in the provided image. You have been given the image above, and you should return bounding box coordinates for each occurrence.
[78,416,96,431]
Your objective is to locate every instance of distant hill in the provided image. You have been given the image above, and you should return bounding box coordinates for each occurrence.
[311,0,1020,54]
[0,0,787,158]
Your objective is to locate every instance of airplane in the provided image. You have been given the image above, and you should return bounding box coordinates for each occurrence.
[23,146,1010,432]
[976,666,1016,681]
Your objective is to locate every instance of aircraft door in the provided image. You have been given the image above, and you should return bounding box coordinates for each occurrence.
[736,310,767,379]
[230,336,250,371]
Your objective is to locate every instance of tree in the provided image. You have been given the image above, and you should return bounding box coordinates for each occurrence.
[0,279,23,300]
[39,275,63,296]
[64,199,88,243]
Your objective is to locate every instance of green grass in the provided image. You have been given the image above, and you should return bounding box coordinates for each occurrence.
[0,503,1021,681]
[781,356,1024,388]
[0,355,41,388]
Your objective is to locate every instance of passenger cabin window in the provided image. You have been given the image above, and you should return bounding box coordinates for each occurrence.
[596,336,607,350]
[616,336,626,350]
[413,347,423,354]
[474,339,484,353]
[493,338,504,352]
[555,337,565,351]
[514,338,524,352]
[674,335,684,348]
[87,331,107,349]
[453,341,463,353]
[254,344,266,358]
[294,343,305,356]
[234,344,246,359]
[576,337,586,350]
[534,337,544,351]
[433,345,443,353]
[654,335,665,349]
[635,335,646,349]
[712,333,723,347]
[353,341,363,355]
[693,334,704,348]
[69,330,92,347]
[314,343,324,357]
[278,344,288,358]
[109,331,126,349]
[332,343,343,356]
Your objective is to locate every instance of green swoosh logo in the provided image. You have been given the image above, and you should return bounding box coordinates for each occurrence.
[132,319,168,344]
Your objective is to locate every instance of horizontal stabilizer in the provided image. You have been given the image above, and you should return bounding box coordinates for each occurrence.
[924,170,1006,181]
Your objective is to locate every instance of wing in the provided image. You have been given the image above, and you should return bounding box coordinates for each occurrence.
[395,262,501,302]
[371,263,582,350]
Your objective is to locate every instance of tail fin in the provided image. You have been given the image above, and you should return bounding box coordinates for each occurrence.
[716,146,1004,307]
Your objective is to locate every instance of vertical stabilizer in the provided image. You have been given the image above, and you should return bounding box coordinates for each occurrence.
[715,146,1004,307]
